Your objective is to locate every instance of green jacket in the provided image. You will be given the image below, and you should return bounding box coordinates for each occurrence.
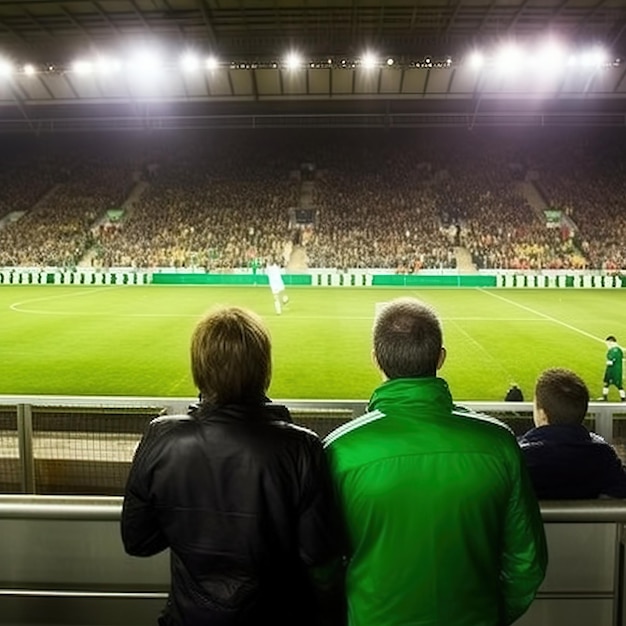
[323,377,547,626]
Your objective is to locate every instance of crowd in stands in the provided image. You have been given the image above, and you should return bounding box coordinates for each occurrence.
[0,128,625,271]
[531,133,626,271]
[304,134,455,271]
[0,138,135,267]
[92,140,299,269]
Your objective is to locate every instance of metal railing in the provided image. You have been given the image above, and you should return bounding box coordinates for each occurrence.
[1,395,625,495]
[0,495,624,626]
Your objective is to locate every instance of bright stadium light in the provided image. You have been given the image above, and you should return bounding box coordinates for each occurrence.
[180,52,200,72]
[386,57,395,66]
[72,60,94,75]
[495,44,523,74]
[361,51,378,69]
[0,59,14,77]
[128,50,163,76]
[284,51,302,70]
[24,63,36,76]
[468,51,485,69]
[205,56,219,70]
[536,41,567,70]
[95,56,121,75]
[580,47,608,68]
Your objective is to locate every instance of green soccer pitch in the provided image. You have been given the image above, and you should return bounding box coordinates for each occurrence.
[1,285,625,402]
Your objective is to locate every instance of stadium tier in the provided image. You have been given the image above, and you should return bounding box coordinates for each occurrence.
[1,128,626,272]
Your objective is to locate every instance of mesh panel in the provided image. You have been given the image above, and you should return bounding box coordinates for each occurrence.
[0,409,20,493]
[32,408,160,496]
[290,409,353,439]
[611,414,626,464]
[0,404,623,496]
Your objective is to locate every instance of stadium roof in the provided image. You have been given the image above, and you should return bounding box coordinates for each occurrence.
[0,1,625,131]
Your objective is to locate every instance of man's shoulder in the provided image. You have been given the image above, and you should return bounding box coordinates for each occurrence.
[451,405,516,438]
[323,408,385,448]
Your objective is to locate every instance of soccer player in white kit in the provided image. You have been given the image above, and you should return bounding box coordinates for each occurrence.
[266,261,288,315]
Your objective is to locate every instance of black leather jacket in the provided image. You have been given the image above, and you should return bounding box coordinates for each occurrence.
[121,401,341,626]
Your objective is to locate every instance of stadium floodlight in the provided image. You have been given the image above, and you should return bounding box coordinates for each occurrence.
[127,50,163,76]
[95,56,121,75]
[360,51,378,69]
[580,47,608,68]
[205,56,219,70]
[23,64,36,76]
[284,51,303,70]
[468,51,484,69]
[386,57,394,66]
[71,60,94,75]
[180,52,200,72]
[534,41,567,71]
[0,59,14,77]
[495,44,523,74]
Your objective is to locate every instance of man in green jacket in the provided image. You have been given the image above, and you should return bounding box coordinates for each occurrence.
[324,296,547,626]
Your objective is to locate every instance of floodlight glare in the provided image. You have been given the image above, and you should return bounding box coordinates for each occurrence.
[72,60,94,75]
[128,50,163,75]
[581,47,607,67]
[205,56,219,71]
[495,45,523,73]
[536,42,566,70]
[285,52,302,70]
[24,64,35,76]
[95,56,121,75]
[180,53,200,72]
[468,51,484,69]
[361,52,378,69]
[0,60,12,77]
[386,57,394,66]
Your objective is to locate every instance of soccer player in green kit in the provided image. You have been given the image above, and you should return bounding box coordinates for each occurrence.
[602,335,625,402]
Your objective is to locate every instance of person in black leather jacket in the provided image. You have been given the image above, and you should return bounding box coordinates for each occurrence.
[121,305,343,626]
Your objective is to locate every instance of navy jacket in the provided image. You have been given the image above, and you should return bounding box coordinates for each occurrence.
[518,424,626,500]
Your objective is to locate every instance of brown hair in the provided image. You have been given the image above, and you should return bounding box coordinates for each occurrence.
[191,306,272,405]
[535,368,589,426]
[374,297,442,379]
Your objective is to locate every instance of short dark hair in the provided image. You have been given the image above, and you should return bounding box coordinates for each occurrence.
[534,368,589,426]
[373,297,442,379]
[191,306,271,405]
[606,335,617,342]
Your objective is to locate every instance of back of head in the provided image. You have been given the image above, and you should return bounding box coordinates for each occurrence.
[191,306,271,406]
[373,297,442,379]
[534,367,589,426]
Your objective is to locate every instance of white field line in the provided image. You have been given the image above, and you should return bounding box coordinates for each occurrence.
[8,286,122,314]
[445,318,516,380]
[479,289,605,345]
[7,300,553,322]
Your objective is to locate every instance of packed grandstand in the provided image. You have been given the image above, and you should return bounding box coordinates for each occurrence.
[0,126,624,273]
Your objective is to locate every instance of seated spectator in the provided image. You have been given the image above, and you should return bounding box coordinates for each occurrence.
[518,367,626,499]
[121,305,341,626]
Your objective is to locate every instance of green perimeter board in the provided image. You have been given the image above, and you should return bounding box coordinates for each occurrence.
[0,285,624,401]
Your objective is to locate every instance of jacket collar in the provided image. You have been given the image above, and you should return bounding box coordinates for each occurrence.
[368,377,454,416]
[190,398,292,424]
[519,423,591,444]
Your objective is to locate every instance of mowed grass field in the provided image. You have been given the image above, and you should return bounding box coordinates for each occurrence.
[1,284,625,402]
